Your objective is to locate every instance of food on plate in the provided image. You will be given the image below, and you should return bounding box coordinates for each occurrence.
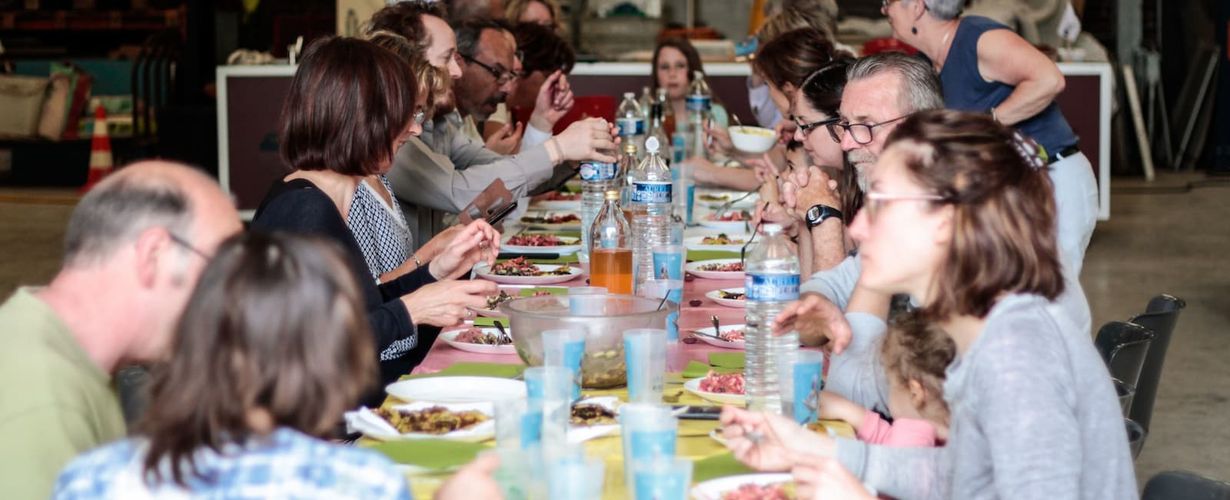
[541,190,581,201]
[699,261,744,273]
[718,290,746,301]
[375,406,489,434]
[719,329,746,342]
[485,290,514,310]
[521,213,580,224]
[721,482,795,500]
[570,403,617,426]
[701,233,746,245]
[698,193,731,202]
[453,327,511,346]
[507,233,571,247]
[708,210,750,222]
[698,370,745,395]
[490,257,574,276]
[532,290,554,296]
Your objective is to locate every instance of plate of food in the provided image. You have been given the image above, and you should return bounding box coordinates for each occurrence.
[519,211,581,230]
[691,324,747,349]
[686,259,745,280]
[470,289,515,317]
[684,371,746,406]
[474,257,582,285]
[502,233,582,254]
[386,376,526,404]
[705,287,747,308]
[684,233,749,253]
[440,326,516,355]
[532,190,582,210]
[699,210,753,233]
[691,473,795,500]
[695,191,758,209]
[567,397,621,443]
[345,402,496,442]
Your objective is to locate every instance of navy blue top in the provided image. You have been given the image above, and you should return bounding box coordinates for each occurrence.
[936,16,1078,155]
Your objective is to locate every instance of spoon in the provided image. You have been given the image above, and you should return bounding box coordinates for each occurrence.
[730,113,743,127]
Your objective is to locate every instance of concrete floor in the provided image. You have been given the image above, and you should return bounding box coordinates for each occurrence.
[1,171,1227,487]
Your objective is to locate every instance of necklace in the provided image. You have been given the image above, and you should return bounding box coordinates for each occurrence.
[935,21,959,71]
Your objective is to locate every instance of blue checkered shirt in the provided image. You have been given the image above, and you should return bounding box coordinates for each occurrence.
[53,427,412,499]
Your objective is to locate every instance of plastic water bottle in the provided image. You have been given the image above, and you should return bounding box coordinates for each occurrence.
[580,149,619,265]
[616,92,646,151]
[685,70,712,161]
[628,136,673,293]
[743,224,801,414]
[617,141,638,211]
[647,88,672,164]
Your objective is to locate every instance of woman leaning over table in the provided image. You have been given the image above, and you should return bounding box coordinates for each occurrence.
[721,110,1135,499]
[251,37,499,398]
[53,232,501,499]
[882,0,1098,276]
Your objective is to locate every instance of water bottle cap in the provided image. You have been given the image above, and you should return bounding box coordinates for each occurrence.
[624,92,635,98]
[645,136,660,153]
[763,223,783,233]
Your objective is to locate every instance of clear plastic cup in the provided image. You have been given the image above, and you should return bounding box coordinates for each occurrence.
[783,350,825,424]
[542,329,587,400]
[636,279,684,341]
[495,397,540,450]
[547,455,605,500]
[523,366,573,447]
[619,404,678,489]
[623,328,668,404]
[651,244,686,280]
[632,456,692,500]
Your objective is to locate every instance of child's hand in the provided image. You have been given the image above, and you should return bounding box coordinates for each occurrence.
[818,391,867,431]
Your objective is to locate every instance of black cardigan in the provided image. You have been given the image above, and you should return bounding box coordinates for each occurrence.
[251,179,440,391]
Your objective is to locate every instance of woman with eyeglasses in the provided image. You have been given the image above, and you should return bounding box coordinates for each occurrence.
[880,0,1098,277]
[719,110,1134,499]
[252,37,500,403]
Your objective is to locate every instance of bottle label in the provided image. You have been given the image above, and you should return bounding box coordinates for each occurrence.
[745,273,800,302]
[580,162,616,181]
[616,117,645,137]
[631,181,672,205]
[685,95,711,112]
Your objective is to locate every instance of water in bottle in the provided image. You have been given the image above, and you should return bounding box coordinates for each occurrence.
[579,149,619,265]
[743,224,801,414]
[647,89,672,165]
[589,190,634,294]
[616,92,646,151]
[685,70,712,161]
[628,136,673,293]
[617,141,638,212]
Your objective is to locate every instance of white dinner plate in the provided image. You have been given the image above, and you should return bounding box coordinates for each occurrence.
[694,190,758,209]
[439,327,517,355]
[532,198,581,211]
[519,211,581,230]
[698,218,753,233]
[386,376,526,404]
[705,287,746,308]
[691,324,747,350]
[686,259,745,280]
[690,473,794,500]
[501,234,582,255]
[345,401,496,442]
[474,262,582,285]
[683,377,746,406]
[684,234,749,254]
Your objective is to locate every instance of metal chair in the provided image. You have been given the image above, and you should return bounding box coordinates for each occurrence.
[1127,294,1187,432]
[1142,470,1230,500]
[1112,378,1135,417]
[1125,418,1147,460]
[1094,321,1155,394]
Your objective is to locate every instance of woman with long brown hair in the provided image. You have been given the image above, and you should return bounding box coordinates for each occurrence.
[720,110,1133,499]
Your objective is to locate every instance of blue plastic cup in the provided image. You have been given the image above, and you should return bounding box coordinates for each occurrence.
[542,329,586,400]
[619,404,678,488]
[623,329,667,404]
[547,455,605,500]
[652,244,686,281]
[784,350,825,424]
[632,456,692,500]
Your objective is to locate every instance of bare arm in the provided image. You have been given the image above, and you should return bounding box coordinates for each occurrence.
[976,29,1065,126]
[689,157,763,191]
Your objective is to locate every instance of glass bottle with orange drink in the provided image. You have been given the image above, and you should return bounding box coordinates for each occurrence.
[589,190,634,294]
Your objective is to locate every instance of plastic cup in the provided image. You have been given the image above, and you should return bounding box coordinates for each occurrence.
[495,397,541,450]
[542,329,587,400]
[568,290,608,315]
[636,279,684,342]
[783,350,825,424]
[619,404,678,489]
[623,329,668,404]
[632,456,693,500]
[568,286,608,296]
[524,366,573,447]
[651,244,686,281]
[547,455,605,500]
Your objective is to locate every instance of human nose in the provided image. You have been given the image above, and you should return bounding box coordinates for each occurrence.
[793,126,805,143]
[448,58,463,79]
[839,127,861,152]
[848,204,871,244]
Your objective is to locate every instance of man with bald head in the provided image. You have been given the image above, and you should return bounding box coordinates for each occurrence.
[0,161,242,499]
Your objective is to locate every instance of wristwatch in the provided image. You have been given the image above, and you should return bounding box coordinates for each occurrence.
[805,204,842,229]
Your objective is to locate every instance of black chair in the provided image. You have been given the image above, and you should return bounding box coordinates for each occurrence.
[1125,418,1147,460]
[1111,378,1135,416]
[1094,321,1155,393]
[1142,470,1230,500]
[1127,294,1187,432]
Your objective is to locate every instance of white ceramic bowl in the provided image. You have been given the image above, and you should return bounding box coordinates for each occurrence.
[729,126,777,153]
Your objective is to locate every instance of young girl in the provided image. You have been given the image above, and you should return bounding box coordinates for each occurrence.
[819,312,954,447]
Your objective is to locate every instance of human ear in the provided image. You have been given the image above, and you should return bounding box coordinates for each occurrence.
[132,228,168,289]
[908,378,927,411]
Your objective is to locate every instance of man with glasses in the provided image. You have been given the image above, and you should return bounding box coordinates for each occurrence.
[0,161,242,499]
[453,19,520,142]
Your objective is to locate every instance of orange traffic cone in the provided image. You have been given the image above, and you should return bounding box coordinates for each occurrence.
[79,105,113,193]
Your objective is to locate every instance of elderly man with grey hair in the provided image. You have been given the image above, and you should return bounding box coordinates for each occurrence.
[0,161,242,499]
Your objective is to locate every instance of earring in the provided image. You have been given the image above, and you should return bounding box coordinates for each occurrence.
[911,26,918,35]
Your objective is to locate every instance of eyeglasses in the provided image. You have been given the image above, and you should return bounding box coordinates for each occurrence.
[794,116,841,140]
[460,54,518,85]
[830,114,910,145]
[167,231,211,260]
[863,191,947,221]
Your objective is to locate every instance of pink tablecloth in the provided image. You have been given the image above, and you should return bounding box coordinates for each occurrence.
[411,276,749,374]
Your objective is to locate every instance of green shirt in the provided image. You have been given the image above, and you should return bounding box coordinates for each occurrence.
[0,288,126,500]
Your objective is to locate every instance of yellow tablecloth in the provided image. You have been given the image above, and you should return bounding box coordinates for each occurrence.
[369,377,854,499]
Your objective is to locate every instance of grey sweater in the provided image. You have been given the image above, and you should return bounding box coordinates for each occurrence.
[834,294,1137,500]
